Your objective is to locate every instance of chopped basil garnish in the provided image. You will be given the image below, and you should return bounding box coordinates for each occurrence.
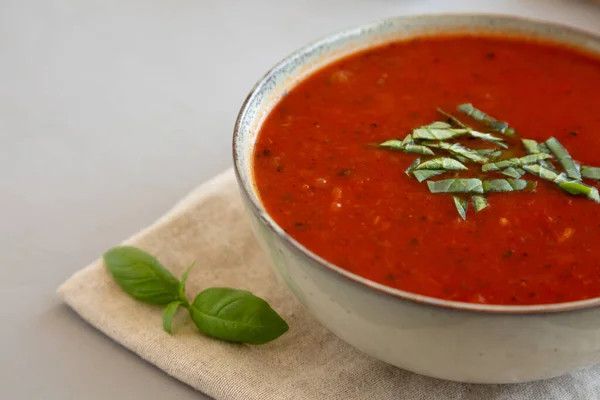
[427,179,484,194]
[472,195,489,212]
[374,104,599,219]
[483,179,537,193]
[413,169,446,182]
[453,196,469,220]
[414,157,468,171]
[545,137,581,180]
[582,166,600,180]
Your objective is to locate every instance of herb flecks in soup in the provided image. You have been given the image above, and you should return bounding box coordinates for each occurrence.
[253,35,600,305]
[375,105,599,219]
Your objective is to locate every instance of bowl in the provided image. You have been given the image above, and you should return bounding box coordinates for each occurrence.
[232,14,600,384]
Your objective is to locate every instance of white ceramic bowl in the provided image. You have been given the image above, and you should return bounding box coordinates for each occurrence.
[233,14,600,383]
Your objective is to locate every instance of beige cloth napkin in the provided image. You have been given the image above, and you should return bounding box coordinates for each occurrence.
[59,168,600,400]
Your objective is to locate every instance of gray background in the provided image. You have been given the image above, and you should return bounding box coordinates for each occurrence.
[2,0,600,399]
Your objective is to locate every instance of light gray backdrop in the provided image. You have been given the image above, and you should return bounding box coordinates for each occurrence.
[2,0,599,399]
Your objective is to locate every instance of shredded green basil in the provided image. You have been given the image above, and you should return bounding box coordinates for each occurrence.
[374,103,599,219]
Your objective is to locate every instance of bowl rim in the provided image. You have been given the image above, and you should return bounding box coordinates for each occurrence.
[233,13,600,315]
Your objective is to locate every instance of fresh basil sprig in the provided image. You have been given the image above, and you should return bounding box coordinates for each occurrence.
[103,246,289,344]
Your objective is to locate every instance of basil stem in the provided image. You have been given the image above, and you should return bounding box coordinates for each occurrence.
[581,166,600,181]
[457,103,516,136]
[413,169,445,182]
[545,137,581,180]
[472,195,489,212]
[453,196,468,220]
[481,153,552,172]
[482,179,537,193]
[427,179,484,194]
[414,157,468,171]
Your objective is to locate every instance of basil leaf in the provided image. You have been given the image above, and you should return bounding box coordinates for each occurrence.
[189,288,289,345]
[163,301,182,334]
[103,246,180,305]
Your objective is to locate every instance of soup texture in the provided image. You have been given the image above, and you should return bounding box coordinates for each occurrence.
[253,35,600,305]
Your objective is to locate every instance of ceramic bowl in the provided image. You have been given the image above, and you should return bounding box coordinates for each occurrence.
[232,14,600,383]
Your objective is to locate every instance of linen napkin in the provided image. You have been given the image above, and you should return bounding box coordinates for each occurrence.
[59,168,600,400]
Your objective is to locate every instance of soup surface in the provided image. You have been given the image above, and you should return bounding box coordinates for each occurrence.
[252,35,600,305]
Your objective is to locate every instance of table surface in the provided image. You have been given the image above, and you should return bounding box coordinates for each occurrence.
[2,0,600,398]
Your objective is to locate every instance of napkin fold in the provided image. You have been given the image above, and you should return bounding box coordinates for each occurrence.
[59,168,600,400]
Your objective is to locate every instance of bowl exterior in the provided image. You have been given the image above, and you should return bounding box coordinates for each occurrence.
[233,14,600,383]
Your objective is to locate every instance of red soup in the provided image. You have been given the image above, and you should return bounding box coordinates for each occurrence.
[253,35,600,305]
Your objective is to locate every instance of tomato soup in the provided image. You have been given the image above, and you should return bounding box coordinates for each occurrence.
[252,35,600,305]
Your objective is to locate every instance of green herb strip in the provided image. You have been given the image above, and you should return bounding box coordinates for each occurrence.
[414,157,468,171]
[482,179,537,193]
[558,181,600,202]
[412,127,468,141]
[521,139,555,171]
[427,179,484,194]
[413,169,445,182]
[405,158,421,176]
[501,167,526,179]
[436,142,489,163]
[545,137,581,180]
[453,196,469,220]
[379,140,434,155]
[437,108,468,129]
[581,166,600,180]
[481,153,552,172]
[472,195,489,212]
[457,103,516,136]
